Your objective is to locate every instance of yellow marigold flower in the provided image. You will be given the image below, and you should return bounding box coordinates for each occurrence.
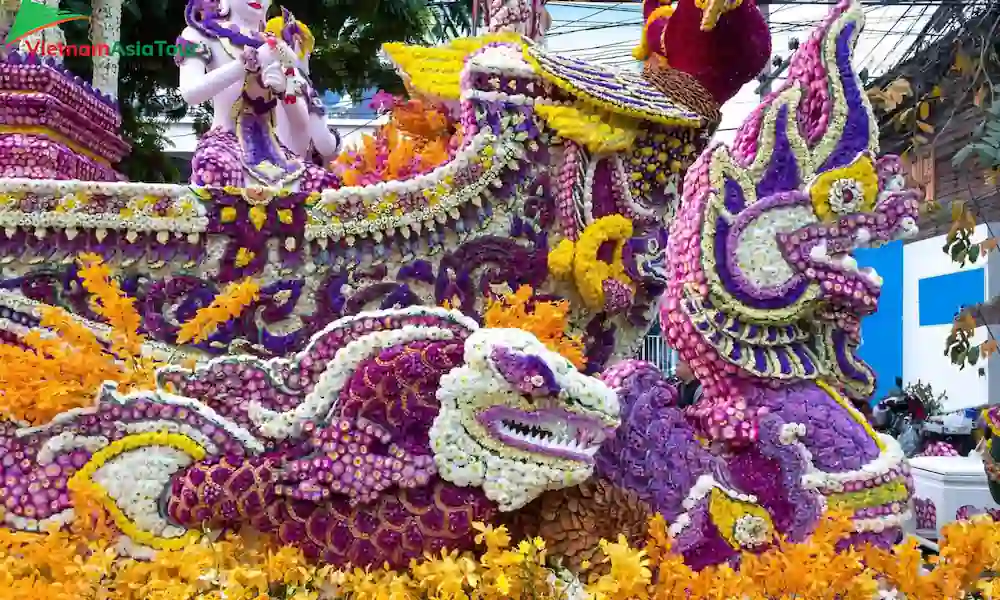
[547,238,576,279]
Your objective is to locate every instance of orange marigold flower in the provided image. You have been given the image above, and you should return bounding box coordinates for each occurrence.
[484,285,587,370]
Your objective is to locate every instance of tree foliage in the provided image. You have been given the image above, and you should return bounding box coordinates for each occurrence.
[56,0,472,183]
[867,6,1000,375]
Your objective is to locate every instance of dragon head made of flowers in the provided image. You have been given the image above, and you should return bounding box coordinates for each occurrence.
[662,0,922,416]
[431,327,620,511]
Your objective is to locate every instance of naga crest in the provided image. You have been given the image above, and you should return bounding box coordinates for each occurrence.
[663,0,922,407]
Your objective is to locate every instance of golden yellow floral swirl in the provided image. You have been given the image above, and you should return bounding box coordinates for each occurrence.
[548,215,634,310]
[707,487,775,550]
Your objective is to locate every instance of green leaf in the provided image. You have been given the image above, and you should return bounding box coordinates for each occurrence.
[970,244,981,263]
[954,144,976,167]
[968,346,980,366]
[952,240,970,263]
[951,345,966,364]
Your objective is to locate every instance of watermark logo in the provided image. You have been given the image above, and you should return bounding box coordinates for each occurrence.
[5,0,89,46]
[2,0,199,58]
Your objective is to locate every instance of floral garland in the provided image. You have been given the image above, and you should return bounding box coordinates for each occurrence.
[2,509,1000,599]
[548,215,635,312]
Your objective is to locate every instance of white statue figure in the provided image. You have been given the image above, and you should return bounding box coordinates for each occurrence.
[176,0,339,190]
[482,0,550,42]
[266,10,341,166]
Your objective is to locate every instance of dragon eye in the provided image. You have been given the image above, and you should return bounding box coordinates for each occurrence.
[827,179,866,214]
[808,154,879,220]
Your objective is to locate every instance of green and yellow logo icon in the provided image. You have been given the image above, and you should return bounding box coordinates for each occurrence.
[5,0,89,46]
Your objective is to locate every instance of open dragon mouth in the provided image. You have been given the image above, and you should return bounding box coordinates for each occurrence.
[789,210,919,317]
[477,405,613,463]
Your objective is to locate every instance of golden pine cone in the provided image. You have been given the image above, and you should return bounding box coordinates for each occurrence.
[503,478,652,577]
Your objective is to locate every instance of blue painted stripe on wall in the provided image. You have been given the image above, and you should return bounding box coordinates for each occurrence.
[918,268,985,327]
[856,241,903,403]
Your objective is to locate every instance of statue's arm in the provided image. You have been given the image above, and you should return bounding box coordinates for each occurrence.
[309,113,340,162]
[176,27,251,107]
[279,89,312,147]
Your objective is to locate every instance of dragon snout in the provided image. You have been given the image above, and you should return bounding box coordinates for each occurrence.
[489,346,561,398]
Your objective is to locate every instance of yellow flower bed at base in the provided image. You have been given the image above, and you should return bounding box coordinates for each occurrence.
[2,512,999,600]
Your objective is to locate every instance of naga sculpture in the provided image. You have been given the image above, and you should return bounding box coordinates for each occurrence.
[0,0,919,577]
[509,0,920,568]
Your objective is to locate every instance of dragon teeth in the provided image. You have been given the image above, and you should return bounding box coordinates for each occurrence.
[854,227,872,246]
[809,241,829,261]
[860,266,883,287]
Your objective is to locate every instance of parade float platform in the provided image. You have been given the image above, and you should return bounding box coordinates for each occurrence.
[907,455,1000,549]
[0,52,129,181]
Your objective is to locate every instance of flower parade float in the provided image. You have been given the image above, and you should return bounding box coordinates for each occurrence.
[4,0,1000,597]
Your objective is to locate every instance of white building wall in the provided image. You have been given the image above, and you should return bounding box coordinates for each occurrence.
[902,225,994,412]
[161,116,386,157]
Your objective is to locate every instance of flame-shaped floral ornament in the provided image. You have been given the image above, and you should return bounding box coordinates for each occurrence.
[655,0,920,559]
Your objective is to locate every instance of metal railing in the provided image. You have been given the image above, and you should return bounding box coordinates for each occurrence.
[637,334,675,375]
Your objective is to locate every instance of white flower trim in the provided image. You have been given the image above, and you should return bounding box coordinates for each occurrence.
[460,89,566,107]
[0,179,201,200]
[91,445,194,537]
[799,434,905,493]
[733,514,770,547]
[0,211,207,235]
[120,420,221,454]
[305,132,516,241]
[853,510,911,534]
[828,178,865,214]
[0,133,514,245]
[249,326,458,440]
[667,475,760,538]
[17,385,265,455]
[2,508,75,532]
[789,433,909,533]
[732,204,817,290]
[114,535,159,560]
[779,422,807,445]
[466,44,536,77]
[582,158,596,226]
[38,433,109,465]
[166,303,478,393]
[611,155,656,220]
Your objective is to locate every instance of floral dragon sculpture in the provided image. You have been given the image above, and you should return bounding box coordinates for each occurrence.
[0,0,919,577]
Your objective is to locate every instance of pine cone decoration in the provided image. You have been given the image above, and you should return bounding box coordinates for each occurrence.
[503,478,652,576]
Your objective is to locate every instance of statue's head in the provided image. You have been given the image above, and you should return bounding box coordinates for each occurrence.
[663,1,922,401]
[429,328,620,511]
[220,0,270,26]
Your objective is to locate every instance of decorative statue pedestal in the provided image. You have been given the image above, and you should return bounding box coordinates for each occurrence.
[0,52,130,181]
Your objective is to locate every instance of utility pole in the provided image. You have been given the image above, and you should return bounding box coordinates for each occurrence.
[759,2,771,100]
